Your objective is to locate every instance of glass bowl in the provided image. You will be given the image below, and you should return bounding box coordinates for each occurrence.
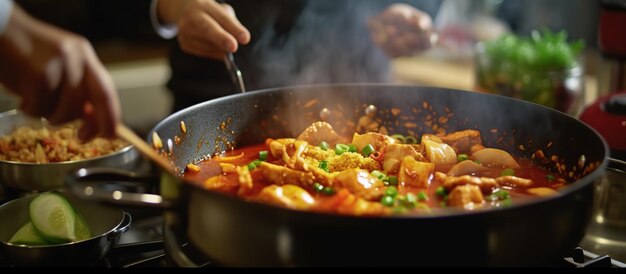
[474,42,585,116]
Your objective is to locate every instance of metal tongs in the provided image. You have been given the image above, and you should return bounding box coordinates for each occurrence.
[223,52,246,93]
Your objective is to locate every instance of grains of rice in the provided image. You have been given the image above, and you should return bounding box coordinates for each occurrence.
[0,123,128,163]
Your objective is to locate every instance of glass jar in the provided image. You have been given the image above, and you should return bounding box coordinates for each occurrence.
[474,43,585,116]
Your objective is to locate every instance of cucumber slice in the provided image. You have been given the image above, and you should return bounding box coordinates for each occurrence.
[29,192,76,242]
[73,209,92,241]
[8,221,50,246]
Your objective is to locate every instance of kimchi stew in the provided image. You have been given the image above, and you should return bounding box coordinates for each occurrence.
[183,121,567,216]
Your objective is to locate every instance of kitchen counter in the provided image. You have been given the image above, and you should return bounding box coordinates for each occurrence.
[390,52,600,111]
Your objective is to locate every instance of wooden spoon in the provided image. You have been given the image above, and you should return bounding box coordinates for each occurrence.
[116,124,174,173]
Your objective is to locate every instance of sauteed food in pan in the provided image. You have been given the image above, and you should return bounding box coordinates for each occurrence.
[0,122,128,163]
[182,121,569,216]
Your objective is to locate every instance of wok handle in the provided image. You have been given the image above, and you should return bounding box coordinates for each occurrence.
[65,167,176,210]
[608,157,626,172]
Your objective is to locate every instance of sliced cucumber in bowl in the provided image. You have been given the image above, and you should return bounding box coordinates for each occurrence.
[8,221,49,246]
[73,208,92,241]
[28,192,77,243]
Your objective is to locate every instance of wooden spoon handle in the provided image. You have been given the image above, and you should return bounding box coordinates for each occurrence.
[116,124,173,173]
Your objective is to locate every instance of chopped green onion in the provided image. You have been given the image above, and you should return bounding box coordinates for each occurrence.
[321,186,336,196]
[318,160,329,172]
[491,189,510,200]
[391,134,406,143]
[335,144,349,155]
[385,186,398,197]
[361,144,375,157]
[404,136,418,144]
[253,159,263,167]
[545,174,556,181]
[435,186,447,197]
[386,176,398,186]
[371,170,385,180]
[457,153,469,162]
[247,162,257,170]
[313,182,324,192]
[348,144,358,153]
[319,141,329,151]
[500,168,516,176]
[439,201,447,207]
[259,150,268,161]
[397,194,417,208]
[405,193,418,205]
[417,191,429,201]
[381,195,395,207]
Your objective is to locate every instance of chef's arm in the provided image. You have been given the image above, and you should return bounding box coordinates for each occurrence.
[0,1,121,140]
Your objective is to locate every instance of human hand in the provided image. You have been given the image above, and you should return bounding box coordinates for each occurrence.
[368,3,435,58]
[158,0,250,59]
[0,5,121,141]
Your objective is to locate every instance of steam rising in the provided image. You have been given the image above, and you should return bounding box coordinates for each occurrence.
[250,1,388,88]
[245,1,440,135]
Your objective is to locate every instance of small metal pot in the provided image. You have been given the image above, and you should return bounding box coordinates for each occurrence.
[0,110,141,192]
[0,192,131,266]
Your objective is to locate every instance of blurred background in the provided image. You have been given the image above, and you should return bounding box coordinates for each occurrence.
[0,0,604,135]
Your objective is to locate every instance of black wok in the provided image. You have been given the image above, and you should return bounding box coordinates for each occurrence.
[67,84,608,266]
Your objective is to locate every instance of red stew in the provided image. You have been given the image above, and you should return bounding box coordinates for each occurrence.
[183,123,566,216]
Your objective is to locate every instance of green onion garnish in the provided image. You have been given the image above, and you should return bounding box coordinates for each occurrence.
[318,160,329,172]
[335,144,349,155]
[435,186,446,197]
[321,186,336,196]
[381,195,395,207]
[371,170,385,180]
[385,186,398,197]
[417,191,428,201]
[259,150,268,161]
[313,182,324,192]
[457,153,469,162]
[361,144,375,157]
[391,134,406,143]
[252,159,263,167]
[348,144,357,153]
[319,141,329,151]
[404,136,417,144]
